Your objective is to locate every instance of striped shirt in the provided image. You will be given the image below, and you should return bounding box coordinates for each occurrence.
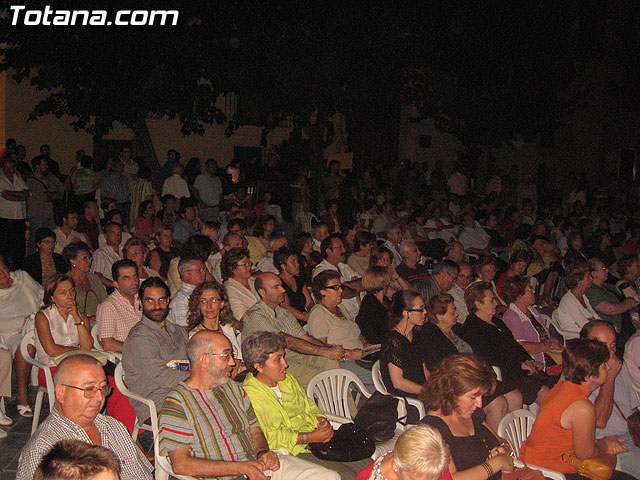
[159,381,258,479]
[16,406,153,480]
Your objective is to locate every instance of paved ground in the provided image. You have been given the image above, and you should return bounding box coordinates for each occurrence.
[0,379,153,479]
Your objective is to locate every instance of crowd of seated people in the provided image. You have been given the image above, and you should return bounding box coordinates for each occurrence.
[1,143,640,478]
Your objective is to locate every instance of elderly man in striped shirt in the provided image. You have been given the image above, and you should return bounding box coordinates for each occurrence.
[158,330,338,480]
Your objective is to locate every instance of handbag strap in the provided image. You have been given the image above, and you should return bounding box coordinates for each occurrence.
[613,401,627,420]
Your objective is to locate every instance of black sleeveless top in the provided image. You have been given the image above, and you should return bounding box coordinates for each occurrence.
[421,409,500,480]
[281,275,307,313]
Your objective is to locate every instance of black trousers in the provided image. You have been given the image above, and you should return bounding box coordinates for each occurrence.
[0,217,26,269]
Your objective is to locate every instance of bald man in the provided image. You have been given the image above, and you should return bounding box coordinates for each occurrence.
[581,321,640,478]
[158,331,338,480]
[243,273,342,388]
[17,354,152,480]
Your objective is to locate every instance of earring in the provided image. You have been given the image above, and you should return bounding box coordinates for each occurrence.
[72,264,76,268]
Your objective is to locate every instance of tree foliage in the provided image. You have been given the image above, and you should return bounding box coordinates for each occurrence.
[0,1,620,157]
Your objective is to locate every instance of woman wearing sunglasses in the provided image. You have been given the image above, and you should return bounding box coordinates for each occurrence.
[307,270,374,392]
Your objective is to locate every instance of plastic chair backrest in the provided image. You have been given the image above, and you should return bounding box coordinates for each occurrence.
[371,360,388,394]
[307,368,371,422]
[113,362,158,435]
[497,409,536,455]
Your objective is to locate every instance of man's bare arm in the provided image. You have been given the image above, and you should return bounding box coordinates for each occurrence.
[100,337,123,353]
[169,446,268,479]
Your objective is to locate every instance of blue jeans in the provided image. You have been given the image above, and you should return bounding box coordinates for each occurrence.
[615,432,640,479]
[341,359,375,394]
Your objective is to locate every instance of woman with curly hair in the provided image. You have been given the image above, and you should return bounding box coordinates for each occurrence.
[186,281,243,362]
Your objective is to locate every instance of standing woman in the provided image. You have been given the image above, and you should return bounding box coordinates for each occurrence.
[148,225,179,281]
[34,274,93,386]
[62,242,108,322]
[22,227,69,286]
[380,290,428,398]
[276,247,313,324]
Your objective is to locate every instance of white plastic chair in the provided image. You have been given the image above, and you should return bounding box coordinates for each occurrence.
[497,409,566,480]
[307,368,399,460]
[113,363,167,479]
[154,435,197,480]
[492,365,502,381]
[371,360,425,421]
[20,330,55,435]
[549,310,576,346]
[295,212,319,233]
[307,368,371,426]
[90,323,121,363]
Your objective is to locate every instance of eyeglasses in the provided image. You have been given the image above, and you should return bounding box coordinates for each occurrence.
[199,298,222,306]
[324,284,344,291]
[204,351,235,359]
[407,306,426,312]
[62,384,112,398]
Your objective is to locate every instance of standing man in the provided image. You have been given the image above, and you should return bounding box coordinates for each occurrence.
[76,200,101,250]
[26,155,58,255]
[122,277,189,423]
[0,157,29,269]
[100,160,131,226]
[168,256,207,328]
[193,158,222,222]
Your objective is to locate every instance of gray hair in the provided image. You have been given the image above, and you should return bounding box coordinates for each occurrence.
[241,331,287,375]
[432,259,460,276]
[54,354,102,386]
[178,256,203,279]
[400,239,417,256]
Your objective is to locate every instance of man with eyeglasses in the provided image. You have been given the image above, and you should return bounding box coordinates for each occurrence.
[122,277,189,424]
[158,331,336,480]
[312,234,364,320]
[16,354,153,480]
[413,259,460,305]
[168,256,207,328]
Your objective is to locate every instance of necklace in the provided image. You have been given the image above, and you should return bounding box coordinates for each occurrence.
[200,321,220,332]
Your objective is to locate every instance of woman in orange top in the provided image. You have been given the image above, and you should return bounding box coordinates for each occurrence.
[520,338,628,477]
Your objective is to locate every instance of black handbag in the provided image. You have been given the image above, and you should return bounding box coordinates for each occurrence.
[308,423,375,462]
[354,391,408,442]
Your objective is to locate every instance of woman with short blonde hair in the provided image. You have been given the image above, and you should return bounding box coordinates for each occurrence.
[356,424,451,480]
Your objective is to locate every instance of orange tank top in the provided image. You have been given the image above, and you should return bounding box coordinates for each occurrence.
[519,380,588,473]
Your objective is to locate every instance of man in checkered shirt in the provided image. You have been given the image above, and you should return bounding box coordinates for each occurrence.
[16,354,152,480]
